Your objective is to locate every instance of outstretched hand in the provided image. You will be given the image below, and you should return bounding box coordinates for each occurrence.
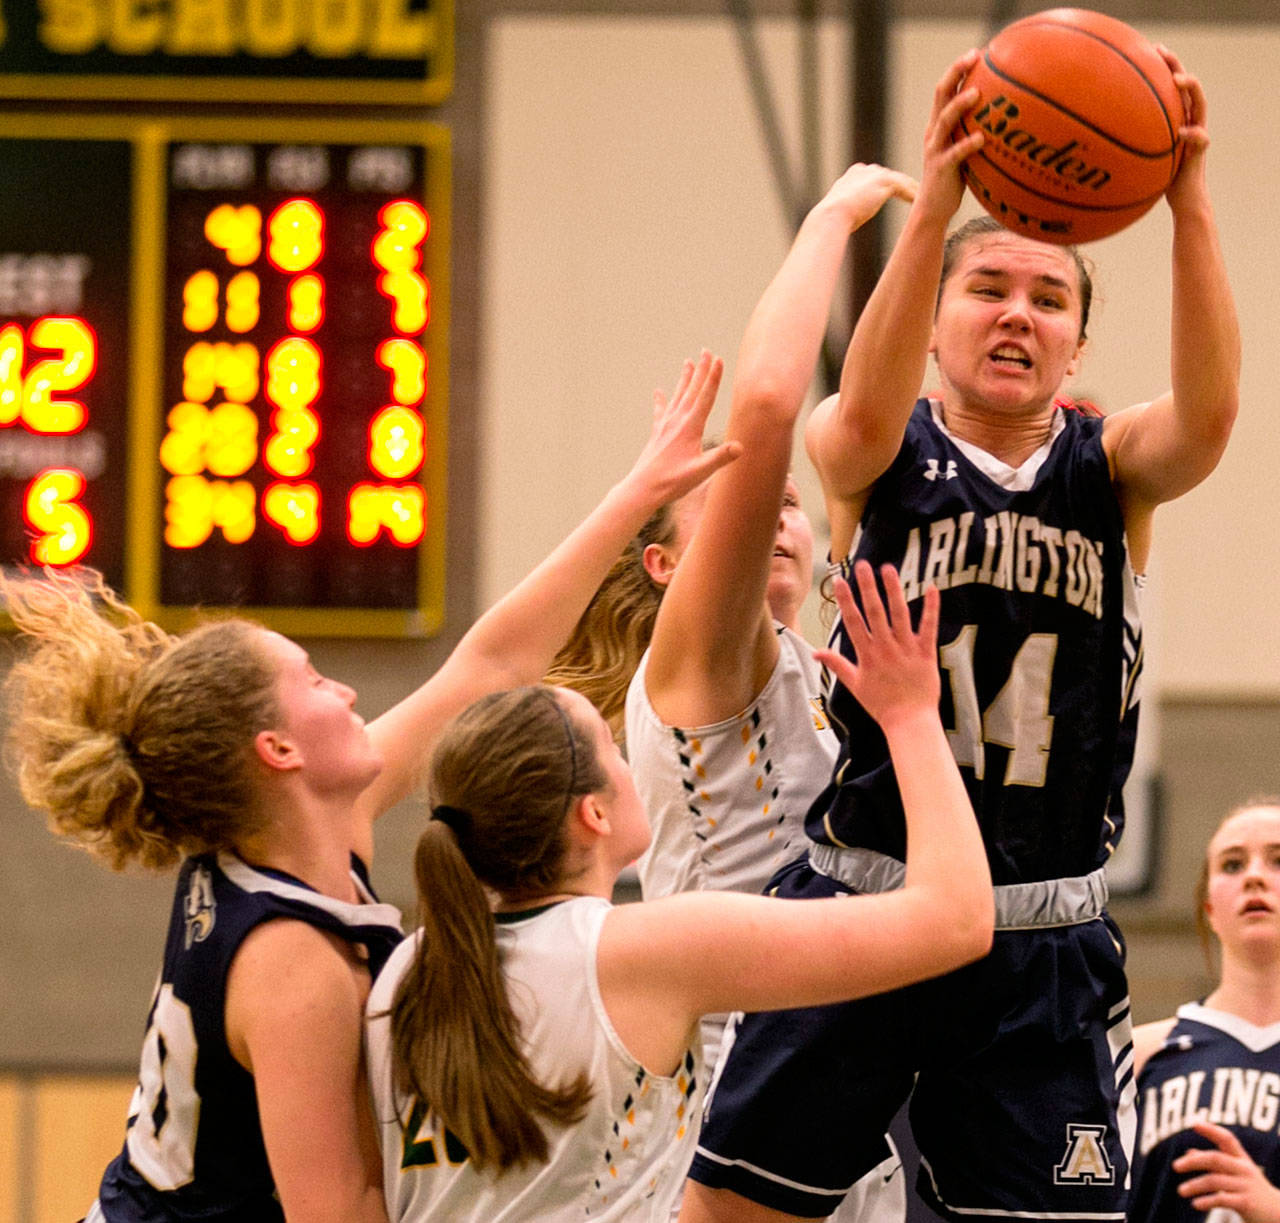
[1173,1121,1280,1221]
[821,162,918,233]
[624,350,740,507]
[814,562,941,731]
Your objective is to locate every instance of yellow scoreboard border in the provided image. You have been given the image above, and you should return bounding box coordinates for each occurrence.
[0,2,454,106]
[0,113,451,638]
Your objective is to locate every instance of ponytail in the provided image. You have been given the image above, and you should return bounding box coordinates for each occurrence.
[389,686,605,1170]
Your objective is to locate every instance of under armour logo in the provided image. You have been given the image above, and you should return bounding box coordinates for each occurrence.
[1053,1123,1115,1186]
[923,459,958,481]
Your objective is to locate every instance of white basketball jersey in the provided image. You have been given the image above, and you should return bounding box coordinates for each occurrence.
[367,897,703,1222]
[626,624,837,1065]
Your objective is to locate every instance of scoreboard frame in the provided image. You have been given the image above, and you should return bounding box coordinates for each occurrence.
[0,112,451,638]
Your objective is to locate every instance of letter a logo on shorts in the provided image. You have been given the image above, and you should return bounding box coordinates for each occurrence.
[1053,1123,1115,1186]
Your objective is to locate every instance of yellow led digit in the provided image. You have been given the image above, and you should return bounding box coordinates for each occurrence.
[0,323,23,426]
[24,316,96,434]
[346,482,425,547]
[24,468,92,566]
[263,481,321,545]
[287,274,325,334]
[368,406,424,479]
[268,199,324,273]
[205,204,262,267]
[225,272,261,334]
[376,338,426,405]
[206,402,259,477]
[183,342,260,405]
[183,270,220,332]
[165,475,256,548]
[160,402,211,476]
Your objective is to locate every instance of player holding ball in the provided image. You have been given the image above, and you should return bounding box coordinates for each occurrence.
[680,35,1239,1223]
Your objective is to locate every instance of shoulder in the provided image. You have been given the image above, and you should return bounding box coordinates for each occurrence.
[226,919,370,1067]
[1132,1016,1179,1079]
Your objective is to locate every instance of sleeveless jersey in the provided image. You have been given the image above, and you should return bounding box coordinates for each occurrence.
[1131,1003,1280,1223]
[367,897,704,1222]
[812,399,1142,886]
[626,625,837,1066]
[95,852,403,1222]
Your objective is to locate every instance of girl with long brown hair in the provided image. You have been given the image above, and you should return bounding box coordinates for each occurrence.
[3,362,736,1223]
[366,560,994,1222]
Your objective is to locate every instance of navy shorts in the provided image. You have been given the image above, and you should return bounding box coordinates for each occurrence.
[690,854,1134,1221]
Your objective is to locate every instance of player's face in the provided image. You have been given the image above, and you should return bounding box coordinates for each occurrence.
[1204,806,1280,954]
[260,630,383,796]
[932,232,1086,418]
[558,687,651,866]
[767,477,815,623]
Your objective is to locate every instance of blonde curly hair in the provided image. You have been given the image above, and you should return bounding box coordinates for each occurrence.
[3,569,281,870]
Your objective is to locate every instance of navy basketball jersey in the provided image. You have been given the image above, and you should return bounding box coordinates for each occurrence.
[812,400,1142,885]
[1131,1003,1280,1223]
[96,852,403,1222]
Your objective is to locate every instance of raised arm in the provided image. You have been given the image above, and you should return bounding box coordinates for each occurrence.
[1103,56,1240,515]
[600,563,993,1072]
[352,361,738,835]
[806,51,983,559]
[645,165,916,728]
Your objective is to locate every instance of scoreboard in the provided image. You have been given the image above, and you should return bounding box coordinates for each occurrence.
[0,115,449,636]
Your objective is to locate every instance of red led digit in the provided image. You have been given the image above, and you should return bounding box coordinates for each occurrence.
[268,199,324,274]
[378,270,429,335]
[346,482,425,547]
[263,481,321,545]
[24,468,92,565]
[0,324,23,426]
[372,200,428,271]
[376,338,426,405]
[24,316,96,435]
[368,406,424,480]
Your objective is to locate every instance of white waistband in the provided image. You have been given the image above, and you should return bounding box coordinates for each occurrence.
[807,843,1108,930]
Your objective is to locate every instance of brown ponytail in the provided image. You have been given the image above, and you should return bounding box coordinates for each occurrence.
[389,686,606,1170]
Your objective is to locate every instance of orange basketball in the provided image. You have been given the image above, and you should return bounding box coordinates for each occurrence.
[956,8,1184,244]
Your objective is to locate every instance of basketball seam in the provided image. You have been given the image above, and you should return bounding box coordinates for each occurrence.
[980,39,1178,158]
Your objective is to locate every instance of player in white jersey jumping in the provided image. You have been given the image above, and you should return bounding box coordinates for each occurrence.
[367,560,994,1222]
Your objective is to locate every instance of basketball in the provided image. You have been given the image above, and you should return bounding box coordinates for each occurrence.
[956,8,1185,244]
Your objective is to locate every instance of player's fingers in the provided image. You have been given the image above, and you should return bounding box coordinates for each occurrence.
[832,575,870,649]
[932,49,980,119]
[665,357,696,412]
[878,564,913,638]
[686,355,724,423]
[852,560,890,638]
[685,440,741,481]
[1189,1120,1248,1157]
[917,584,941,651]
[814,648,859,694]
